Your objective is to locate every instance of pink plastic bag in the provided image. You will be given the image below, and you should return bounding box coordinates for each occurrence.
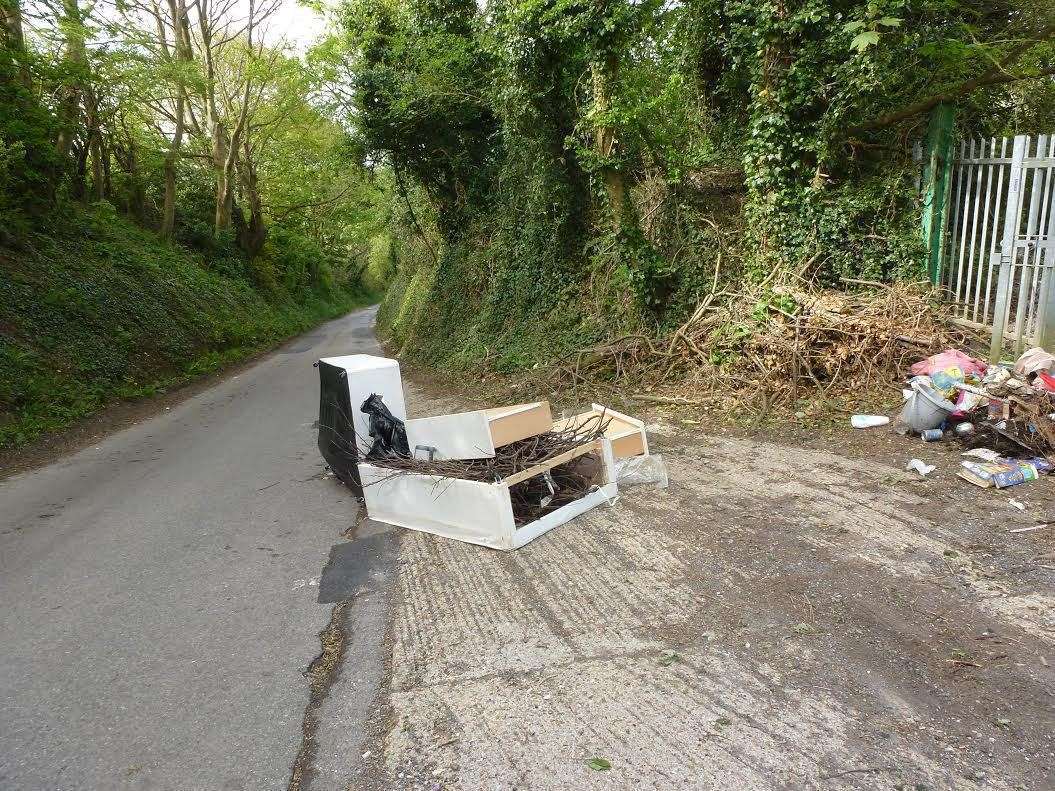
[909,349,987,379]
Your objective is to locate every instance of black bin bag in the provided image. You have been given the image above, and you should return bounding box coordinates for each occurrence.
[361,393,410,460]
[316,360,363,497]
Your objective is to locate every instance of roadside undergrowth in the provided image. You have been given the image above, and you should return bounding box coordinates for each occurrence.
[0,207,375,450]
[386,277,984,427]
[549,278,982,419]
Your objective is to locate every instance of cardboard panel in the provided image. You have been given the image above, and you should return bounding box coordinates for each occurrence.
[405,412,495,460]
[359,464,515,550]
[485,401,553,448]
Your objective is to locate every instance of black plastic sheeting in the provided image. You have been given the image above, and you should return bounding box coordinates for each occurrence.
[316,360,363,498]
[361,392,410,460]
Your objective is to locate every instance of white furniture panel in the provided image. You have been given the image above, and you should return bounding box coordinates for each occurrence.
[405,401,552,460]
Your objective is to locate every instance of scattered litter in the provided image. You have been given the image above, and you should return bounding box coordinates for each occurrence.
[1035,371,1055,392]
[1008,523,1053,533]
[1008,498,1026,511]
[959,456,1052,488]
[1013,347,1055,380]
[887,347,1055,492]
[905,459,935,477]
[962,448,1001,462]
[851,414,890,429]
[910,348,987,381]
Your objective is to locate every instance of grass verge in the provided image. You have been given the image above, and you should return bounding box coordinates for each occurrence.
[1,206,374,449]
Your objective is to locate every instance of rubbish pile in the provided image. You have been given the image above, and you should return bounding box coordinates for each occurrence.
[315,354,664,550]
[857,346,1055,491]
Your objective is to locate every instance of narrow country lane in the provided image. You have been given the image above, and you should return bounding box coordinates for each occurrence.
[0,306,394,791]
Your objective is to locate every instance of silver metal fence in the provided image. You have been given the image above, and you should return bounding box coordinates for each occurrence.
[942,135,1055,358]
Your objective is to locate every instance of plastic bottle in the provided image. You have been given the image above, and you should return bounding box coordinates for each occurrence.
[851,415,890,429]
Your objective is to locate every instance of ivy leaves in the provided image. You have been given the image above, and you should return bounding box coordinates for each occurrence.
[845,16,903,53]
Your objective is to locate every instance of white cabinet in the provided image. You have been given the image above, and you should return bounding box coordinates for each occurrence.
[317,354,407,454]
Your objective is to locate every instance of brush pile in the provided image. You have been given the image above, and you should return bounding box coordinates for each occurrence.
[554,280,977,411]
[366,414,610,482]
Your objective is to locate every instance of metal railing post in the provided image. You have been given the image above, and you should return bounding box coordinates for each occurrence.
[920,103,957,284]
[990,135,1028,361]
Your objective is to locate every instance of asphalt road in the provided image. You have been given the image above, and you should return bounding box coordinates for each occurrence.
[0,306,395,791]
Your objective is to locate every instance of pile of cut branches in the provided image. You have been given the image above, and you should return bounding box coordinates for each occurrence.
[366,413,610,484]
[366,415,612,525]
[553,279,979,413]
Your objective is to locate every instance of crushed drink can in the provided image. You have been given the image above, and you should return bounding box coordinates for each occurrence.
[921,428,944,442]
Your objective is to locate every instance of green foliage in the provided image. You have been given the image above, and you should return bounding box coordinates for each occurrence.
[0,206,372,449]
[358,0,1053,380]
[0,45,60,229]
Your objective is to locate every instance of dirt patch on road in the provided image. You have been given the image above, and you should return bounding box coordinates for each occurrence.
[361,416,1054,790]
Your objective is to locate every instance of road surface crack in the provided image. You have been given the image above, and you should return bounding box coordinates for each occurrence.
[287,601,349,791]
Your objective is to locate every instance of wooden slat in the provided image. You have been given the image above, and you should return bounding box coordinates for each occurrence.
[500,440,601,486]
[487,401,552,448]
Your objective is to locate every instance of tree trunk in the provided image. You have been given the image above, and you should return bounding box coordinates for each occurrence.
[1,0,32,88]
[237,148,266,257]
[213,122,233,232]
[55,0,87,162]
[160,94,185,239]
[158,0,191,239]
[71,141,88,199]
[591,54,626,228]
[124,139,146,220]
[86,89,104,201]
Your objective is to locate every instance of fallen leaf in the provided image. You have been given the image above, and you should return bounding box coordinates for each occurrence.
[586,757,612,771]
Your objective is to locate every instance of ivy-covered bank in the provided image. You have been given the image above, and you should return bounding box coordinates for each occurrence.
[337,0,1055,374]
[0,206,376,449]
